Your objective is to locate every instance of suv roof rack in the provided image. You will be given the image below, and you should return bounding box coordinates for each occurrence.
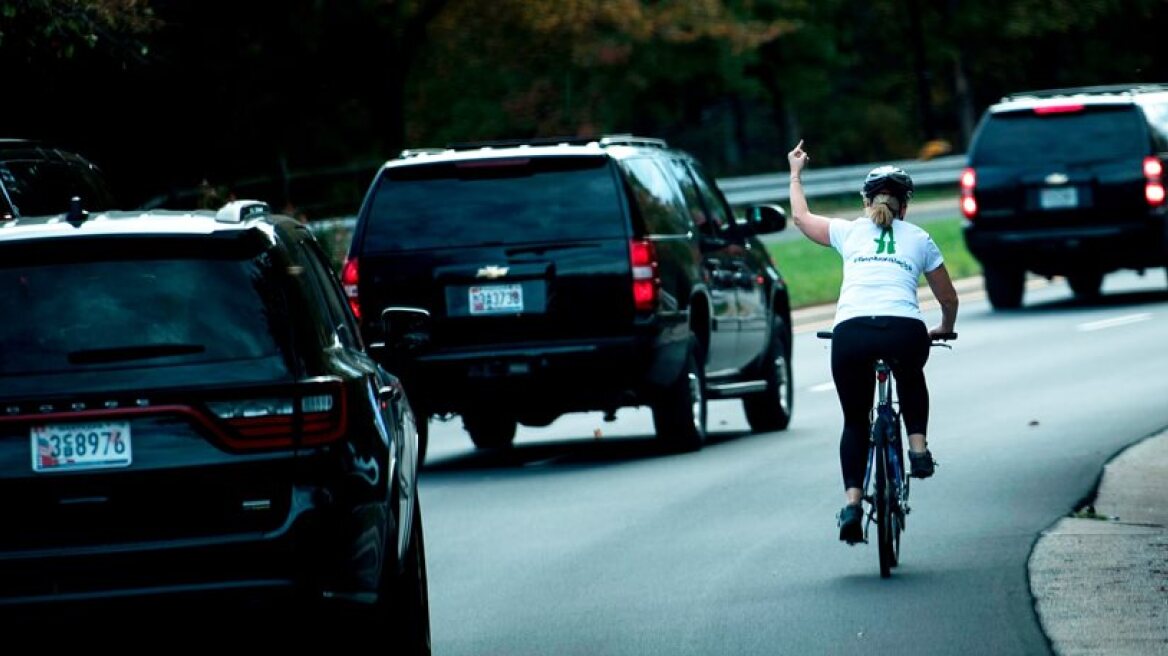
[1000,82,1168,103]
[398,147,448,159]
[439,134,668,152]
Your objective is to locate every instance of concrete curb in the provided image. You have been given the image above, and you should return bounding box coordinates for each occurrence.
[1028,429,1168,655]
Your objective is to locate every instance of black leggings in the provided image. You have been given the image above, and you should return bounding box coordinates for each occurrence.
[832,316,931,491]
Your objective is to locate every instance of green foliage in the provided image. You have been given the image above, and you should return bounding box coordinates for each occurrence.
[7,0,1168,211]
[407,0,793,171]
[0,0,156,61]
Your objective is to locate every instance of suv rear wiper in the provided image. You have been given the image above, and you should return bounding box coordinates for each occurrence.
[67,343,206,365]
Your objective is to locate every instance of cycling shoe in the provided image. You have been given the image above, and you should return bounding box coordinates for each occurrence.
[909,449,936,479]
[838,504,864,544]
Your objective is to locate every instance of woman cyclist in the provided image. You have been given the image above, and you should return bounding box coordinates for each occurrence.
[786,140,959,544]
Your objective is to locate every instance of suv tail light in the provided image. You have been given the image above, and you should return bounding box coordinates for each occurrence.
[959,167,978,219]
[1033,104,1084,115]
[1144,157,1165,206]
[341,257,361,319]
[629,239,659,312]
[206,378,348,450]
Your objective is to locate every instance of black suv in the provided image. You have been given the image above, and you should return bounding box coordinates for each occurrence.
[0,201,429,646]
[961,84,1168,309]
[344,135,794,458]
[1,138,115,219]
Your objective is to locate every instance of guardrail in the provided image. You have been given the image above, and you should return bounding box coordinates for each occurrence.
[719,153,966,206]
[308,153,967,235]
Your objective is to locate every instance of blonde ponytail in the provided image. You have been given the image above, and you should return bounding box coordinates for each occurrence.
[865,192,901,228]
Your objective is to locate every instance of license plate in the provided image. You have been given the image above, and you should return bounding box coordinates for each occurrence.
[469,284,523,315]
[1039,186,1078,209]
[31,421,132,472]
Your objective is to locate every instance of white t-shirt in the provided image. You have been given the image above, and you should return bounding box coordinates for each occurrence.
[828,217,944,326]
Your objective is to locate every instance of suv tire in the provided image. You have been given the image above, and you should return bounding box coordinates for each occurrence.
[1067,272,1104,299]
[389,499,431,655]
[652,333,707,452]
[984,265,1025,309]
[743,322,793,432]
[463,412,518,449]
[416,416,430,468]
[342,497,431,654]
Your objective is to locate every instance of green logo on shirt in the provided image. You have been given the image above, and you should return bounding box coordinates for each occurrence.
[874,227,896,254]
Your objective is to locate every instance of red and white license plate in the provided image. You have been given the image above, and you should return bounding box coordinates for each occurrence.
[31,421,132,473]
[469,284,523,315]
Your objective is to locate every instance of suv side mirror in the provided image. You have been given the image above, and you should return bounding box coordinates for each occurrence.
[380,306,432,354]
[742,204,787,235]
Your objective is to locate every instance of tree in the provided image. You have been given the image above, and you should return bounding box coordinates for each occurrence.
[0,0,157,62]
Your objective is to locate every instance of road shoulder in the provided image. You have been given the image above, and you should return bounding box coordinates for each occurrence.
[1028,429,1168,655]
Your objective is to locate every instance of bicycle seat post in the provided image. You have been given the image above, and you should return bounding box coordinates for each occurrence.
[875,360,893,409]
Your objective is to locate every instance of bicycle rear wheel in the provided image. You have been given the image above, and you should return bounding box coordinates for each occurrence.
[873,419,899,578]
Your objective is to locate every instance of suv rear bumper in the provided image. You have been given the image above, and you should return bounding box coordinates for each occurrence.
[410,331,689,417]
[964,220,1168,274]
[0,485,384,610]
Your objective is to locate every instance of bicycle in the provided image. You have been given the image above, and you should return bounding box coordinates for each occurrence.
[816,330,957,578]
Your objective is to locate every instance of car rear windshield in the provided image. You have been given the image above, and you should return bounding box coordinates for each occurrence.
[0,242,293,376]
[362,156,626,251]
[973,105,1148,166]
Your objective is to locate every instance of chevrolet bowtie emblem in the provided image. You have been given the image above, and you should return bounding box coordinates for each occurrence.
[476,265,509,279]
[1045,172,1069,185]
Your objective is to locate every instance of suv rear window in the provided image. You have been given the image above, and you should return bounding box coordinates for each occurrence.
[362,156,626,251]
[0,246,291,376]
[972,105,1149,166]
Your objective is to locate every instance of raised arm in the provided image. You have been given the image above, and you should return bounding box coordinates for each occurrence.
[787,140,833,247]
[925,263,959,336]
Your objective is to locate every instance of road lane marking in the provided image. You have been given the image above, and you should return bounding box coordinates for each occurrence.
[1077,313,1152,332]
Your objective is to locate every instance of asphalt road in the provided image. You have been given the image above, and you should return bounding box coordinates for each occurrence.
[418,269,1168,656]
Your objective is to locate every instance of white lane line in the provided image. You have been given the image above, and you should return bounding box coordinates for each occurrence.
[1077,313,1153,332]
[810,382,836,393]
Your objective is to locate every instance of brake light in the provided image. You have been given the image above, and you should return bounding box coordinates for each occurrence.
[207,378,347,450]
[1144,156,1166,207]
[1034,104,1084,115]
[341,257,361,320]
[630,239,659,312]
[959,167,978,219]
